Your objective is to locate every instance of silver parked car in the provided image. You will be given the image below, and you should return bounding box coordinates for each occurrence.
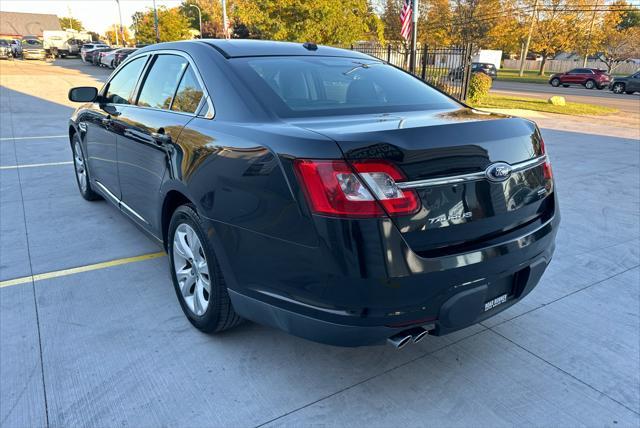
[21,38,46,60]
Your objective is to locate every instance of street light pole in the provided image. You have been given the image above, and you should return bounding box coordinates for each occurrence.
[115,0,125,46]
[153,0,160,43]
[189,4,202,38]
[222,0,229,39]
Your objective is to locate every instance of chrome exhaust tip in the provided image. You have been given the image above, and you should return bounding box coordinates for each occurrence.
[387,333,413,349]
[408,327,430,343]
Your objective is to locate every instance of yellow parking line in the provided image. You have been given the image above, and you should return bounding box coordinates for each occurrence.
[0,252,166,289]
[0,135,67,141]
[0,161,73,170]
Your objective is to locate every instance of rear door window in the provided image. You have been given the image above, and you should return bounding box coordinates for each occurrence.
[171,66,205,114]
[137,54,188,110]
[104,56,146,104]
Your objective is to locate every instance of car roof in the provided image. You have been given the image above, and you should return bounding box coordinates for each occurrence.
[140,39,374,60]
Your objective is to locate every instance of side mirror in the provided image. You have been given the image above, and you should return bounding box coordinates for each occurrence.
[68,86,98,102]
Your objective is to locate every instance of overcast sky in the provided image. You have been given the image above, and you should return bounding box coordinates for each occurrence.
[1,0,185,34]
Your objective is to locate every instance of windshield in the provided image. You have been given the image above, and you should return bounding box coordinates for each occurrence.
[22,39,42,47]
[232,56,458,117]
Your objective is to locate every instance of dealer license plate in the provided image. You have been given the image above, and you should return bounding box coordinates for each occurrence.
[484,294,507,312]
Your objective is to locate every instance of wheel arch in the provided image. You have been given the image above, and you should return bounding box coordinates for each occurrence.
[68,124,77,144]
[161,189,194,250]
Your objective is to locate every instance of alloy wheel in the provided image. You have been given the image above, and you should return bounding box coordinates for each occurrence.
[73,141,87,192]
[585,80,595,89]
[172,223,211,316]
[612,83,624,94]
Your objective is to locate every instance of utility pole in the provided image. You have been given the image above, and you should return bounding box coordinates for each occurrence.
[583,0,599,67]
[116,0,125,46]
[222,0,230,39]
[409,0,419,74]
[189,3,202,38]
[519,0,539,77]
[67,5,74,30]
[153,0,160,43]
[114,23,119,46]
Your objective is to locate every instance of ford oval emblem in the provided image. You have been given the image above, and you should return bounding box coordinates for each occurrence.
[485,162,513,182]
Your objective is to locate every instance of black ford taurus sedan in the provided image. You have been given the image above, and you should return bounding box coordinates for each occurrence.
[68,40,559,348]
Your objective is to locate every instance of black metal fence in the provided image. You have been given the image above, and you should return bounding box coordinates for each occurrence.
[348,43,474,101]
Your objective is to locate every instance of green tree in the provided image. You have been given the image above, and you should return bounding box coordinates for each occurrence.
[233,0,382,45]
[180,0,233,38]
[618,3,640,29]
[381,0,405,45]
[132,6,193,44]
[59,16,84,31]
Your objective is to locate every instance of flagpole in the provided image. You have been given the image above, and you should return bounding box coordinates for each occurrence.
[409,0,419,74]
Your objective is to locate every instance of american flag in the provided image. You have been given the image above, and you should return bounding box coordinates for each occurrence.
[400,0,413,40]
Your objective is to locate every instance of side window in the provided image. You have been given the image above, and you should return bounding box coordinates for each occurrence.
[104,56,146,104]
[567,69,578,74]
[137,55,188,110]
[171,66,205,114]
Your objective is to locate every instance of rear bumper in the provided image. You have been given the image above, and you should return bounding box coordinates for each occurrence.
[23,51,46,60]
[223,210,559,347]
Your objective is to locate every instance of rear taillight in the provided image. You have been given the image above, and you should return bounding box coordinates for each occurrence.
[293,160,420,218]
[538,137,554,194]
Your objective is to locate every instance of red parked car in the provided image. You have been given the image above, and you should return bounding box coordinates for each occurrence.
[548,68,611,89]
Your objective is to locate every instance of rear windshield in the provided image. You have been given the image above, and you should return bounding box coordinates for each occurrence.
[231,56,458,117]
[22,39,42,47]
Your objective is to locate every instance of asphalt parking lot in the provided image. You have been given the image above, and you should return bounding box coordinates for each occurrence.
[1,59,639,427]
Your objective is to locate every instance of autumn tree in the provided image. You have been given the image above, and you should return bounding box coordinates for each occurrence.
[381,0,408,46]
[132,6,193,44]
[450,0,503,46]
[530,0,580,75]
[59,16,84,31]
[233,0,383,45]
[484,0,527,55]
[105,25,134,46]
[418,0,454,47]
[596,1,640,72]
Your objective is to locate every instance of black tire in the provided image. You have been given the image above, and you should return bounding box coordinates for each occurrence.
[550,78,560,87]
[168,205,242,334]
[611,83,625,94]
[71,133,101,201]
[585,79,596,89]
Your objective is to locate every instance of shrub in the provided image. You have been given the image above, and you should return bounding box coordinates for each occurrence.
[467,72,493,104]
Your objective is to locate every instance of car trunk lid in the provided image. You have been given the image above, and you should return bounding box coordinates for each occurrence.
[291,108,554,254]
